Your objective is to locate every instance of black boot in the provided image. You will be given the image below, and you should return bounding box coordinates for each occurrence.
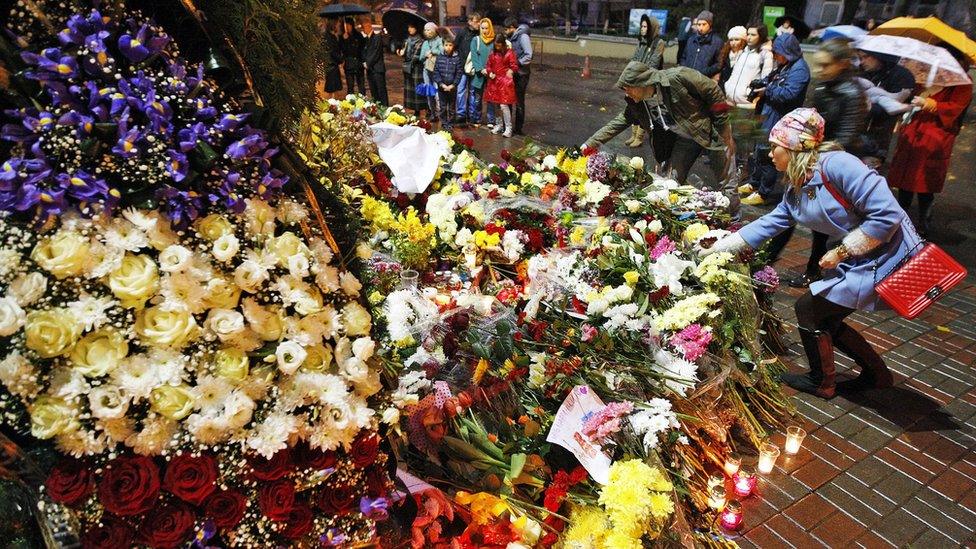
[783,270,822,288]
[833,323,893,392]
[781,327,836,399]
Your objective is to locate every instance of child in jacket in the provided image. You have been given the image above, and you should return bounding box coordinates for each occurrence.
[433,41,463,129]
[483,35,517,137]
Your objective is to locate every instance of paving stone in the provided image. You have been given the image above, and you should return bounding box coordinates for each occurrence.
[783,493,836,531]
[849,427,895,453]
[810,509,867,547]
[874,470,925,505]
[743,525,788,548]
[915,487,976,534]
[876,447,939,484]
[907,528,957,548]
[846,456,896,487]
[925,437,972,466]
[825,414,870,439]
[833,473,895,519]
[928,468,973,502]
[793,458,842,490]
[854,530,897,549]
[902,496,973,544]
[874,508,930,547]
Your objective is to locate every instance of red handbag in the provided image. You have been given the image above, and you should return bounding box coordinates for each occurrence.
[821,176,967,319]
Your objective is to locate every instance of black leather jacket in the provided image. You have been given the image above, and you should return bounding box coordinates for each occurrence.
[812,73,868,154]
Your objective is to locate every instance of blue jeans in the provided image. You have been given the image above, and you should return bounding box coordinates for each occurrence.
[469,86,495,125]
[456,74,472,117]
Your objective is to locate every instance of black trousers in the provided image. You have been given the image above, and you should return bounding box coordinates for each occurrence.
[366,71,389,106]
[794,291,855,335]
[766,227,829,273]
[346,65,366,96]
[513,66,530,133]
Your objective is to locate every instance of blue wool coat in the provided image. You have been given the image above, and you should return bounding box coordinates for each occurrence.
[738,151,920,311]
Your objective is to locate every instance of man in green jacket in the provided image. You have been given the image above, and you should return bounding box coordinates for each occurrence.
[585,61,739,218]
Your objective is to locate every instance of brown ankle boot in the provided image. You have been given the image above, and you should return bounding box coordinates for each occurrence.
[833,323,893,391]
[781,327,836,399]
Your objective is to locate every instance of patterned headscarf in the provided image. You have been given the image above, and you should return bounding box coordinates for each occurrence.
[769,107,825,151]
[479,18,495,44]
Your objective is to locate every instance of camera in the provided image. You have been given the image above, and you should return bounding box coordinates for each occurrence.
[746,78,768,102]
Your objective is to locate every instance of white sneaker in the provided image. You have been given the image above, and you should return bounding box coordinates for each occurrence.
[503,127,513,138]
[486,123,495,131]
[491,124,504,135]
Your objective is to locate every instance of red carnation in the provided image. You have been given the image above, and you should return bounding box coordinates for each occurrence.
[318,482,358,515]
[97,455,160,516]
[259,479,296,522]
[248,448,293,481]
[136,502,195,549]
[649,285,670,303]
[281,501,314,539]
[162,453,217,505]
[80,516,134,549]
[525,229,544,252]
[351,431,380,468]
[45,458,93,507]
[204,489,248,530]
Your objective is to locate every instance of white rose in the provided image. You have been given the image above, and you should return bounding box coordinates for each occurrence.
[286,253,310,277]
[351,337,376,361]
[234,260,269,293]
[7,272,47,306]
[30,231,91,278]
[135,306,199,348]
[212,234,240,262]
[88,385,129,419]
[205,309,246,341]
[275,340,307,375]
[625,199,642,213]
[341,302,372,336]
[381,407,400,425]
[649,219,663,234]
[629,156,645,171]
[542,154,558,169]
[158,245,193,272]
[0,297,26,337]
[108,253,159,309]
[339,272,362,297]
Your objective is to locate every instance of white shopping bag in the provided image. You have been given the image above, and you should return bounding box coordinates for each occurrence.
[369,123,449,194]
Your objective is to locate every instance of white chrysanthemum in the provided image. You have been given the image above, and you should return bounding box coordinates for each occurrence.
[502,230,525,262]
[104,217,149,252]
[99,417,136,444]
[653,348,699,396]
[158,244,193,272]
[122,208,159,231]
[315,265,341,293]
[222,390,256,430]
[339,272,362,297]
[6,272,47,307]
[159,273,208,314]
[149,348,187,387]
[276,199,309,225]
[309,238,335,266]
[112,354,157,399]
[276,340,307,375]
[382,290,438,342]
[49,368,91,400]
[0,352,38,397]
[67,294,116,332]
[193,375,234,413]
[88,385,130,420]
[234,258,270,294]
[126,417,178,455]
[187,413,232,445]
[630,398,681,451]
[307,418,344,451]
[650,253,695,295]
[246,412,299,459]
[604,303,640,332]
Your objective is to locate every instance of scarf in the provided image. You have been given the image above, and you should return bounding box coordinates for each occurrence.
[479,18,495,45]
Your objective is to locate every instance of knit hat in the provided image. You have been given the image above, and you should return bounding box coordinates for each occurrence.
[769,108,825,151]
[727,26,747,40]
[696,10,713,24]
[424,22,438,33]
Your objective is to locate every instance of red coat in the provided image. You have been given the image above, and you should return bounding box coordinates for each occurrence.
[483,49,517,105]
[888,84,972,193]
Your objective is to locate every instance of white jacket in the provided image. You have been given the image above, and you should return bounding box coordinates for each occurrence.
[724,46,774,106]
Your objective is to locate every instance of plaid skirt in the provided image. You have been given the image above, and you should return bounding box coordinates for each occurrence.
[402,64,427,112]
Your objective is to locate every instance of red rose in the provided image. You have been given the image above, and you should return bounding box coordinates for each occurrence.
[317,482,358,515]
[366,467,390,498]
[45,458,93,507]
[500,149,511,162]
[136,502,195,549]
[97,455,160,516]
[81,516,133,549]
[204,489,248,530]
[649,285,670,303]
[259,479,296,522]
[281,500,314,539]
[248,448,293,481]
[293,443,337,471]
[351,432,380,468]
[162,453,217,505]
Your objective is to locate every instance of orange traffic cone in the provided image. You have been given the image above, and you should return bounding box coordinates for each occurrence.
[581,55,591,79]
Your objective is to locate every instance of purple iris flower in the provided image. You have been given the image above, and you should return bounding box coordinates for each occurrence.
[21,48,79,80]
[320,529,349,547]
[215,113,248,132]
[142,90,173,132]
[58,111,95,136]
[193,98,217,120]
[359,497,389,521]
[57,170,110,202]
[257,171,288,199]
[165,150,188,182]
[225,133,265,161]
[178,122,206,151]
[112,120,143,158]
[157,186,203,228]
[118,24,151,62]
[80,31,113,75]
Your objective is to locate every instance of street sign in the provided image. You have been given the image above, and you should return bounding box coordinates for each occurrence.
[763,6,786,38]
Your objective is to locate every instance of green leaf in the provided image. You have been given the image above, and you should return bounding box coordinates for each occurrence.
[507,453,527,481]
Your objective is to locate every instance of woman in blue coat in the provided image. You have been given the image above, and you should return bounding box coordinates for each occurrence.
[705,108,918,399]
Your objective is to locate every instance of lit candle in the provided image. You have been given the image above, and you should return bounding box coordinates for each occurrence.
[707,474,724,490]
[757,443,780,475]
[708,485,727,511]
[733,468,756,497]
[785,426,806,455]
[720,500,743,530]
[723,453,741,476]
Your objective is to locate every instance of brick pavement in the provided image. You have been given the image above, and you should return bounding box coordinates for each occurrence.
[730,225,976,548]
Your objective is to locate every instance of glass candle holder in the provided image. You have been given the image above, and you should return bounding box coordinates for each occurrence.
[723,453,741,476]
[708,485,727,511]
[732,468,756,497]
[720,500,743,530]
[785,426,806,455]
[757,443,780,474]
[399,269,419,289]
[707,474,724,490]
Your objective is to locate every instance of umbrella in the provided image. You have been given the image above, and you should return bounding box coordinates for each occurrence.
[774,15,811,41]
[854,34,972,87]
[382,8,429,43]
[871,16,976,64]
[819,25,868,42]
[318,3,370,17]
